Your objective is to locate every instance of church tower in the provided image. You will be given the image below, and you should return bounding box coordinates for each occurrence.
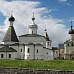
[29,14,38,34]
[64,21,74,60]
[44,28,52,49]
[69,21,74,41]
[2,15,19,44]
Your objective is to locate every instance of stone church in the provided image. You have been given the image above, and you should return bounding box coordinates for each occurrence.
[0,14,54,60]
[64,22,74,60]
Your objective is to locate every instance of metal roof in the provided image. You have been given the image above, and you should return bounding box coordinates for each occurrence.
[19,34,44,37]
[0,46,17,52]
[2,26,19,42]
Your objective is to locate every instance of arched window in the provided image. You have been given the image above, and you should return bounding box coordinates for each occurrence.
[32,31,33,34]
[21,49,22,52]
[1,54,4,58]
[37,49,38,53]
[46,52,48,54]
[9,54,11,58]
[67,44,69,46]
[48,42,49,46]
[72,43,73,46]
[27,48,30,53]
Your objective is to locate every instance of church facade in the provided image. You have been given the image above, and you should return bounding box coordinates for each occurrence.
[0,15,54,60]
[64,22,74,60]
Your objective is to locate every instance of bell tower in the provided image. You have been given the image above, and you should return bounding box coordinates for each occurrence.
[69,21,74,41]
[2,15,19,44]
[44,28,52,49]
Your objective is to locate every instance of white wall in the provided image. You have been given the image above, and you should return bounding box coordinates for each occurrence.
[46,41,52,49]
[69,34,74,41]
[29,27,37,34]
[0,52,17,59]
[8,45,19,59]
[25,44,34,60]
[44,48,54,60]
[25,44,54,60]
[35,45,44,60]
[19,44,25,59]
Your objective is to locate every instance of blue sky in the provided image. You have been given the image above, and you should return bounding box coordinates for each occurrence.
[0,0,74,46]
[1,0,74,26]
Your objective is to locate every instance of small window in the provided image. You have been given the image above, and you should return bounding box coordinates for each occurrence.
[68,44,69,46]
[1,54,3,58]
[37,49,38,53]
[9,54,11,58]
[50,43,51,46]
[32,31,33,34]
[46,52,48,54]
[21,49,22,52]
[72,44,73,46]
[62,51,64,53]
[48,42,49,46]
[27,48,30,53]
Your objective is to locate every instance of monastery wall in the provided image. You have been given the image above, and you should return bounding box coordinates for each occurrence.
[0,67,74,74]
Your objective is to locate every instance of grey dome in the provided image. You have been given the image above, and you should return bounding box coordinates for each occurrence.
[9,15,15,22]
[69,29,74,34]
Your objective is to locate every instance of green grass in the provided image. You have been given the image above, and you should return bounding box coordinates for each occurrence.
[0,59,74,70]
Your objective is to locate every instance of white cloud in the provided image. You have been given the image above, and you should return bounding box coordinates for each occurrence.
[58,0,67,2]
[69,17,74,22]
[0,0,69,46]
[58,0,72,6]
[65,3,71,6]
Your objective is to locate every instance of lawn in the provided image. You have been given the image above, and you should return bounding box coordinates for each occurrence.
[0,59,74,70]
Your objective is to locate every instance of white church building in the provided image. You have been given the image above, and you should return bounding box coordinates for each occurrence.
[0,14,54,60]
[64,21,74,60]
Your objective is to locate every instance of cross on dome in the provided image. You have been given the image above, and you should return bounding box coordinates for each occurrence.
[71,21,73,29]
[32,12,35,21]
[10,11,13,17]
[44,26,47,32]
[9,11,15,22]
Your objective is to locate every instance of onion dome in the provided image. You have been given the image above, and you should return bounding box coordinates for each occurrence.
[69,25,74,34]
[9,15,15,22]
[29,13,38,27]
[32,15,35,21]
[2,15,19,42]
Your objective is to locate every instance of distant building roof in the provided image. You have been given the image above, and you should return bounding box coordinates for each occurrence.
[58,44,64,49]
[0,46,17,52]
[52,47,59,50]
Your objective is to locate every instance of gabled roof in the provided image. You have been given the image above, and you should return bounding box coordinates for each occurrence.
[2,26,19,42]
[0,46,17,52]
